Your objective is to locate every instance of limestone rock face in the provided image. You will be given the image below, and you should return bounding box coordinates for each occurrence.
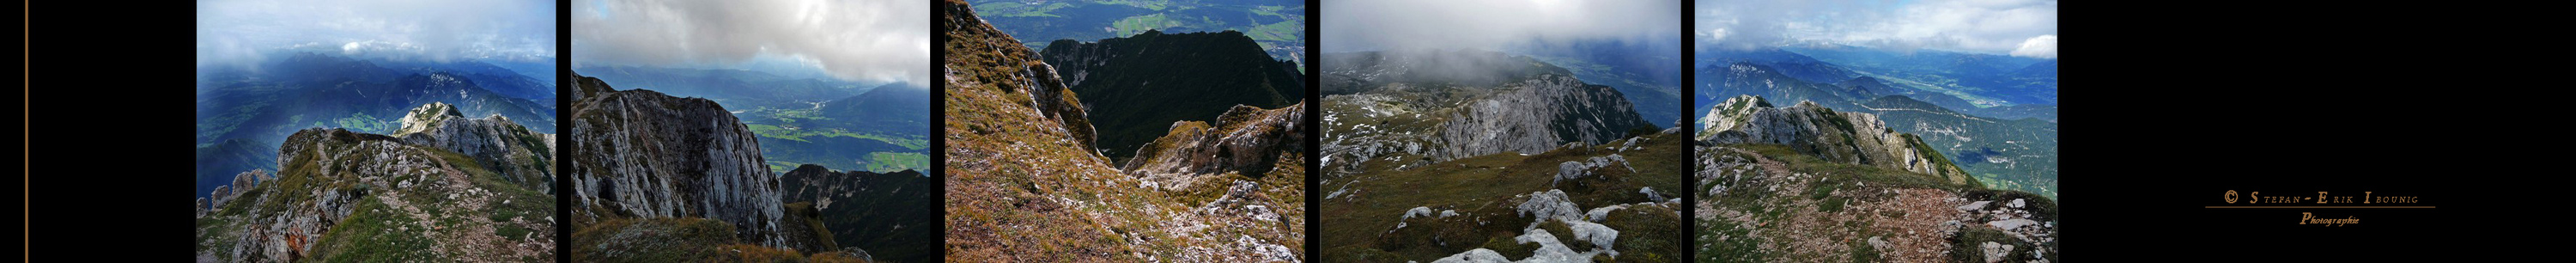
[1121,102,1308,187]
[1697,95,1973,185]
[392,101,462,136]
[566,71,793,249]
[394,102,556,193]
[1432,75,1653,162]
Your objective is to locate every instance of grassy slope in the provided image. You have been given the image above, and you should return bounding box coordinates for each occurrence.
[1321,132,1687,262]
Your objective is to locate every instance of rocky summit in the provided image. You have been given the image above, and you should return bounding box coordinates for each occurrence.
[942,0,1307,261]
[1319,50,1655,180]
[564,70,823,253]
[194,102,556,262]
[1697,95,1973,186]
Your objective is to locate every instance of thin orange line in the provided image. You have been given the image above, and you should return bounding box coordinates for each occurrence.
[2204,206,2436,209]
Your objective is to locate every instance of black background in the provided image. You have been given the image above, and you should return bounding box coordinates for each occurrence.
[18,0,2509,261]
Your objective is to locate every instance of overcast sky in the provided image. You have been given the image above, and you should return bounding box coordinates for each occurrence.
[1321,0,1683,53]
[1697,0,2057,58]
[195,0,556,69]
[573,0,929,86]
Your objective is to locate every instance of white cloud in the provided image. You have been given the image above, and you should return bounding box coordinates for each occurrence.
[1697,0,2056,56]
[573,0,931,85]
[2010,34,2057,58]
[196,0,556,68]
[1322,0,1681,52]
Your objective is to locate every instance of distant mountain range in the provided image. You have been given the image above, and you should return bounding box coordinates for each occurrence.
[573,65,869,110]
[1695,46,2057,198]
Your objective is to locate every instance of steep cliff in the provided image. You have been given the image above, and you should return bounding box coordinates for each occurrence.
[1038,30,1306,162]
[942,0,1304,261]
[564,70,805,251]
[195,102,557,262]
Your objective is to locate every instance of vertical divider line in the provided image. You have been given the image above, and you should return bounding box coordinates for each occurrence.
[554,0,573,261]
[1303,0,1323,260]
[1679,0,1699,261]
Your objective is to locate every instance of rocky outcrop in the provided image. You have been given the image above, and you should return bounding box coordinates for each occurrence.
[392,102,556,193]
[1431,74,1652,161]
[566,70,793,249]
[392,101,463,136]
[1037,30,1305,161]
[1121,102,1307,188]
[1697,95,1973,185]
[1319,50,1655,180]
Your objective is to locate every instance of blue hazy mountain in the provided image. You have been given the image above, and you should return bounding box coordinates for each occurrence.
[194,52,557,199]
[1781,45,2057,107]
[1525,40,1684,127]
[967,0,1307,63]
[573,65,869,110]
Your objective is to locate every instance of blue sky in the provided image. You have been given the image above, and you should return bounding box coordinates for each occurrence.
[195,0,557,69]
[571,0,930,86]
[1697,0,2057,58]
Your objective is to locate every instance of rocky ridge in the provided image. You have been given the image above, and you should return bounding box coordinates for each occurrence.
[777,164,941,262]
[1320,50,1655,180]
[1038,29,1305,162]
[1697,95,1972,186]
[195,102,557,262]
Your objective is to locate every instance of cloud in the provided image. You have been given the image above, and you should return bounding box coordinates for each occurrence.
[196,0,556,68]
[1697,0,2056,56]
[573,0,931,85]
[1321,0,1682,52]
[2010,34,2057,58]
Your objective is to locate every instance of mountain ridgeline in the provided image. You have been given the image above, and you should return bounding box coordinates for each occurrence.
[777,165,939,263]
[942,0,1308,260]
[196,102,557,262]
[1319,50,1656,179]
[1696,54,2059,197]
[1039,29,1306,163]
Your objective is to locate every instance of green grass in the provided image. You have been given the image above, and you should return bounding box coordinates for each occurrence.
[861,151,930,173]
[308,196,437,262]
[1111,14,1184,36]
[1321,132,1686,262]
